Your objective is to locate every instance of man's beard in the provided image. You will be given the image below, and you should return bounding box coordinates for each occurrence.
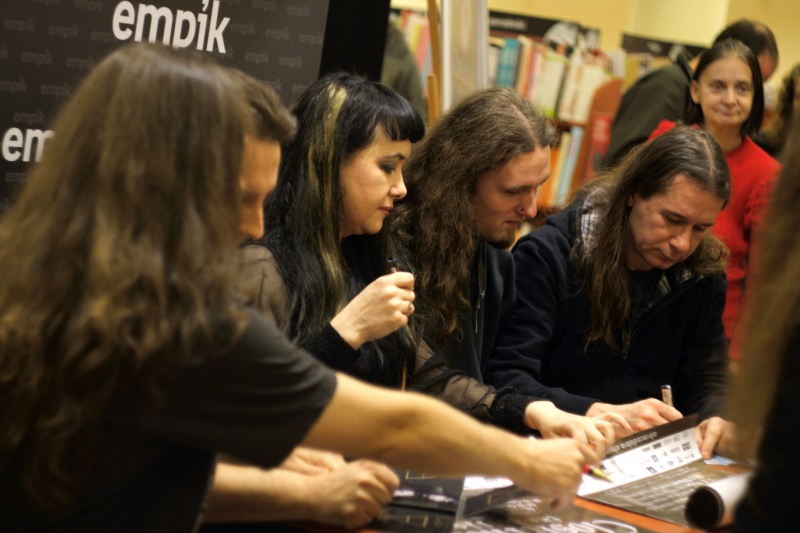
[485,230,516,250]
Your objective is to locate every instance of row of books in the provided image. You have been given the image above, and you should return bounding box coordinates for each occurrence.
[392,9,646,208]
[540,124,584,208]
[393,9,671,124]
[488,34,613,123]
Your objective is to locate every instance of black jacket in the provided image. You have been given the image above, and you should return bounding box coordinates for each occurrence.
[484,203,729,419]
[447,240,516,382]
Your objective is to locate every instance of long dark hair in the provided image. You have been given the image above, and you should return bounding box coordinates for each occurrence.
[254,72,424,382]
[0,44,268,508]
[578,126,730,351]
[686,38,764,138]
[394,87,557,353]
[727,112,800,460]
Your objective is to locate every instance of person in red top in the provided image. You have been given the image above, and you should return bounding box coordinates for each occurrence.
[649,39,780,354]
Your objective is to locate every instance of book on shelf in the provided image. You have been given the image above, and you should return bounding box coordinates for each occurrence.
[555,41,586,122]
[513,35,535,96]
[535,48,569,118]
[486,36,504,86]
[571,62,610,123]
[553,124,584,205]
[604,48,628,79]
[494,36,521,88]
[540,129,571,207]
[557,45,611,123]
[523,42,549,103]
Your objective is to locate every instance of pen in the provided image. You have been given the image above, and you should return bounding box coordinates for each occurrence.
[387,256,413,391]
[661,384,673,407]
[583,464,613,483]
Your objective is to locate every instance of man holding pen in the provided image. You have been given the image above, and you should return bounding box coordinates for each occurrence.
[485,127,735,459]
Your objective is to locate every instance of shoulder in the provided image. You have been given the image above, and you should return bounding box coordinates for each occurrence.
[704,271,727,292]
[688,269,727,296]
[238,243,280,275]
[635,63,685,85]
[236,244,289,325]
[237,244,283,294]
[513,209,575,264]
[728,138,781,185]
[648,119,677,141]
[631,64,689,94]
[742,137,781,172]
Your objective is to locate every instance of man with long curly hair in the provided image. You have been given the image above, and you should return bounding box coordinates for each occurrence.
[394,87,557,387]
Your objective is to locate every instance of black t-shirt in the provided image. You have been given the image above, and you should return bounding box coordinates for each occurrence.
[0,308,337,532]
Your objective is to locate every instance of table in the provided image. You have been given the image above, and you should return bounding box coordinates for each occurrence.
[293,464,749,533]
[574,497,727,533]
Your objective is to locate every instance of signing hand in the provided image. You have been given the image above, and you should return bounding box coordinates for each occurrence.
[511,437,596,510]
[330,271,415,349]
[308,460,400,529]
[586,399,683,437]
[523,401,616,457]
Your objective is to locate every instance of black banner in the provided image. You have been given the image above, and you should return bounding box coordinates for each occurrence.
[0,0,330,212]
[622,33,706,61]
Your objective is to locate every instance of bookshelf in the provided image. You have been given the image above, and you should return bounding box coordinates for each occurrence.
[391,8,632,208]
[485,15,625,209]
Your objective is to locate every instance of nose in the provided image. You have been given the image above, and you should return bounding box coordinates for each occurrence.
[517,191,538,220]
[390,172,407,200]
[722,87,736,103]
[239,205,265,240]
[670,226,692,255]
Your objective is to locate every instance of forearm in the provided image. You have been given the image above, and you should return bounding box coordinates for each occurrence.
[487,367,597,415]
[303,373,530,480]
[205,463,321,523]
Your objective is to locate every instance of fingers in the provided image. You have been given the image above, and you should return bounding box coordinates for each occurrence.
[384,271,415,290]
[696,417,725,459]
[595,411,632,433]
[657,403,684,422]
[586,420,615,457]
[351,460,400,503]
[361,461,401,492]
[376,273,416,317]
[323,462,398,529]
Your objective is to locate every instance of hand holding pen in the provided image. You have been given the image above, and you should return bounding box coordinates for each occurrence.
[328,257,415,349]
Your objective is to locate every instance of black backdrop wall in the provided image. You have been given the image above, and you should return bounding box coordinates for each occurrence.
[0,0,390,214]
